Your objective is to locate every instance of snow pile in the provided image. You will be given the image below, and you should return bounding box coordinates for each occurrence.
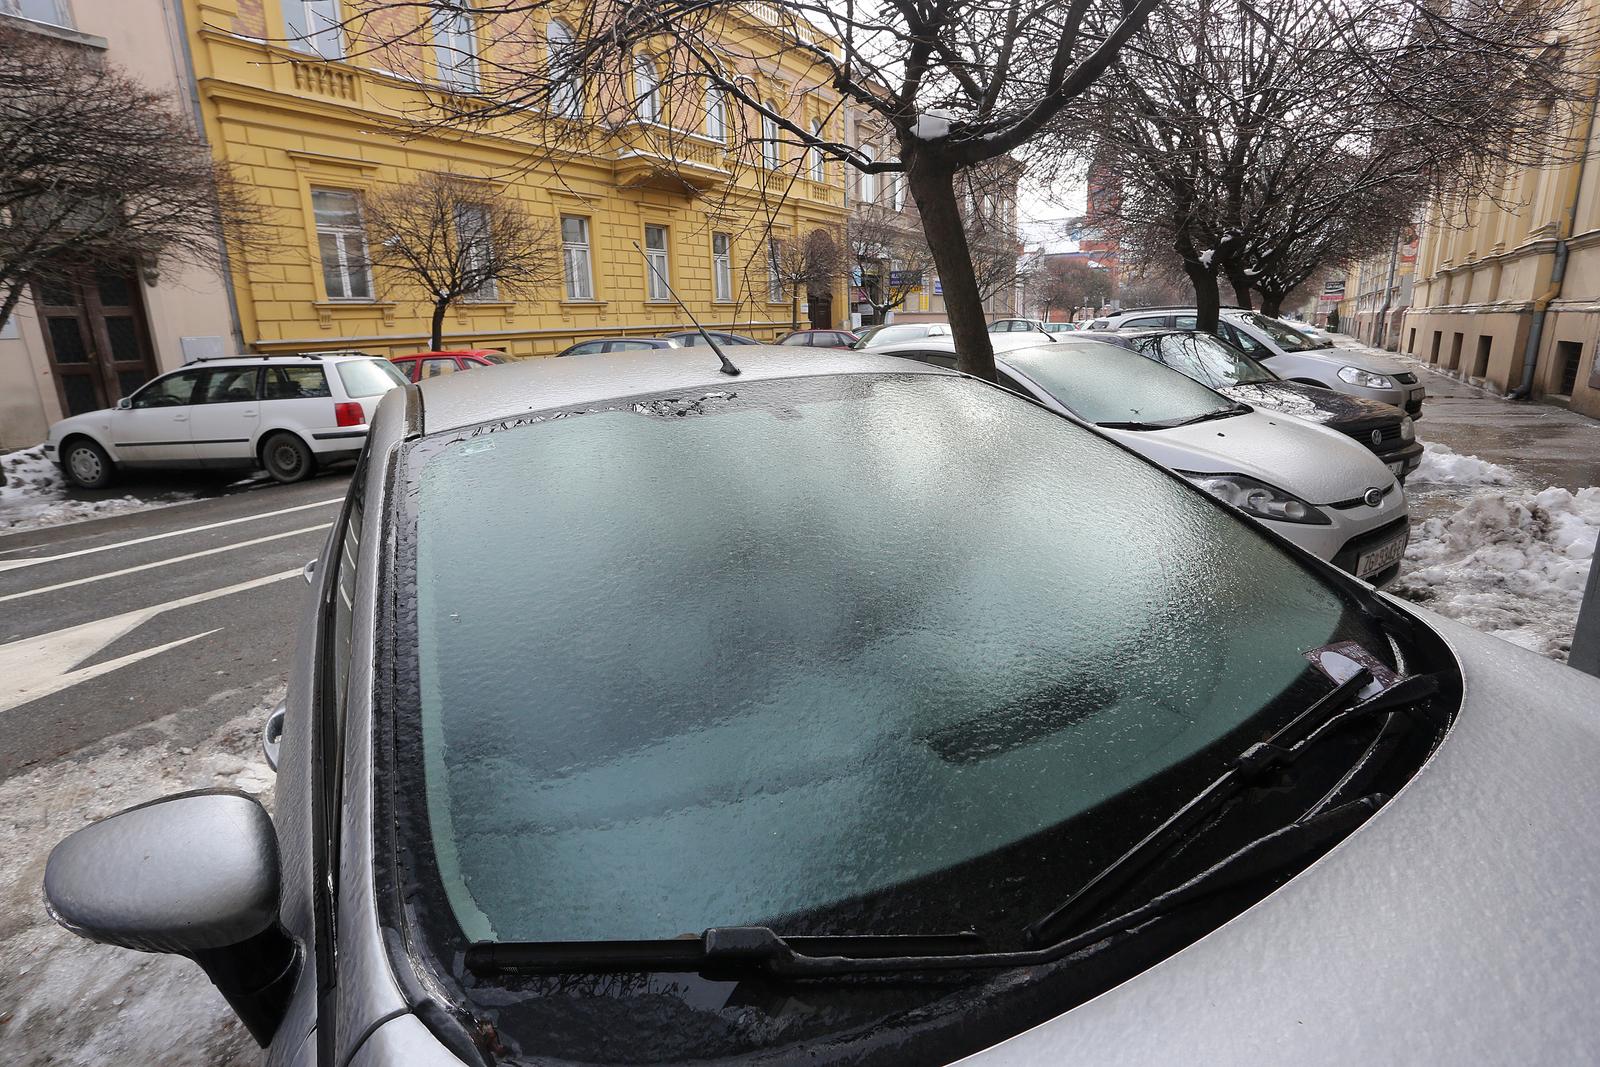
[0,445,186,533]
[0,699,279,1065]
[1410,441,1516,487]
[1393,486,1600,660]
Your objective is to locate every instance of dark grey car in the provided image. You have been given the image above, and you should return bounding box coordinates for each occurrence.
[40,348,1600,1065]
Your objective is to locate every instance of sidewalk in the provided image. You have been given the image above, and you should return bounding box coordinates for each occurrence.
[1333,336,1600,661]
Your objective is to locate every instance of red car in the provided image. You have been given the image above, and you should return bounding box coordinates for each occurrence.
[777,329,860,349]
[390,349,510,382]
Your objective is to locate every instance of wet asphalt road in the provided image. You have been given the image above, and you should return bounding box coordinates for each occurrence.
[0,470,352,780]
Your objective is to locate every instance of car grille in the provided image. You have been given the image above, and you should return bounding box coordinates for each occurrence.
[1338,422,1404,455]
[1331,516,1410,577]
[1393,372,1418,385]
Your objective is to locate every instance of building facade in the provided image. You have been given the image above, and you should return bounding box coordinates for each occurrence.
[0,1,236,450]
[1403,90,1600,418]
[1342,233,1417,350]
[183,0,849,363]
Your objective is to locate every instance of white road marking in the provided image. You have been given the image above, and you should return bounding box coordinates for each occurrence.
[0,568,299,715]
[0,496,344,574]
[0,524,331,605]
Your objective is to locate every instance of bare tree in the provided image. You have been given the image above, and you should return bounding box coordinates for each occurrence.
[766,226,844,330]
[339,0,1165,380]
[847,202,934,325]
[360,172,559,349]
[1073,0,1589,330]
[1034,257,1112,320]
[0,24,262,332]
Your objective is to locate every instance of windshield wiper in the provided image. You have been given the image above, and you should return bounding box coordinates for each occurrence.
[463,798,1382,980]
[1165,403,1252,427]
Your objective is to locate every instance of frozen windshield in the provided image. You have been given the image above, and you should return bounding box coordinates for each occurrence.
[1236,313,1319,352]
[403,374,1363,954]
[854,323,947,348]
[1004,341,1240,427]
[337,358,407,397]
[1133,333,1277,387]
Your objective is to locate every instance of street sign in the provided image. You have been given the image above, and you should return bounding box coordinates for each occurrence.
[889,270,923,287]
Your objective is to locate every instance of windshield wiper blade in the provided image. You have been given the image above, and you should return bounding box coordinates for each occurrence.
[1166,403,1252,427]
[464,799,1382,980]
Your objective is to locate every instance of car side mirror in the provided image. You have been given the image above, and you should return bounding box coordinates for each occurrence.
[43,789,298,1045]
[116,397,132,409]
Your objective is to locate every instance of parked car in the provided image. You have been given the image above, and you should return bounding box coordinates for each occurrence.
[390,350,509,382]
[660,330,763,347]
[778,328,860,348]
[852,321,951,347]
[1043,322,1083,334]
[1285,318,1334,344]
[556,337,681,357]
[43,352,408,488]
[43,344,1600,1066]
[873,334,1410,585]
[989,317,1058,340]
[1091,308,1425,416]
[1116,329,1423,481]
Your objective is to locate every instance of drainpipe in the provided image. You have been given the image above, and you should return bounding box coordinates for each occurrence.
[1509,78,1600,399]
[1375,232,1401,349]
[168,0,247,354]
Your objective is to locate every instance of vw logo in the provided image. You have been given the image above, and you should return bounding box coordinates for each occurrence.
[1370,429,1383,446]
[1362,487,1384,507]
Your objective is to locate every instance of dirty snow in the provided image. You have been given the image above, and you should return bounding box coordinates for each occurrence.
[1393,485,1600,660]
[1410,441,1516,487]
[0,446,189,534]
[0,698,277,1065]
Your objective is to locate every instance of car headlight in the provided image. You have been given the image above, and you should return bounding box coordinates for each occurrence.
[1338,366,1395,390]
[1179,472,1332,525]
[1400,415,1415,441]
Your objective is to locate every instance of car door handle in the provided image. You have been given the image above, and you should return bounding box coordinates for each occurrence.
[242,410,257,416]
[172,414,188,421]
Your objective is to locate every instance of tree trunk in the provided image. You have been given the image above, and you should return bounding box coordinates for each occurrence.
[791,291,800,331]
[906,159,996,381]
[1184,259,1223,333]
[1257,290,1285,317]
[430,300,449,350]
[1225,267,1254,311]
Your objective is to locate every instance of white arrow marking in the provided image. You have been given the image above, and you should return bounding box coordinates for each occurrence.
[0,524,330,605]
[0,568,300,715]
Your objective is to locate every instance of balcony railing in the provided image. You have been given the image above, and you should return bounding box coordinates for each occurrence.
[611,123,730,195]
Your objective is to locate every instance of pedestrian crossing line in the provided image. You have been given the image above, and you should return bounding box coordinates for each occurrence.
[0,496,344,574]
[0,523,331,605]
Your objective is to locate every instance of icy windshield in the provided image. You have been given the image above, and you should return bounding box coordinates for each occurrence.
[1005,342,1239,426]
[337,358,407,397]
[1237,313,1319,352]
[404,374,1355,948]
[855,323,947,348]
[1136,334,1277,387]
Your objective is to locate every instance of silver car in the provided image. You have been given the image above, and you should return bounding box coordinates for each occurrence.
[42,347,1600,1065]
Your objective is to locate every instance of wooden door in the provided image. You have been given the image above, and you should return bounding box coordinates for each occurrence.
[32,269,158,416]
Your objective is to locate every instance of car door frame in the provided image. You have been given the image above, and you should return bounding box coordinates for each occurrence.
[189,366,264,468]
[112,367,207,467]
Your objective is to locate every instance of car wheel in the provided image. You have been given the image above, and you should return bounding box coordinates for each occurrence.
[62,438,115,489]
[261,432,316,484]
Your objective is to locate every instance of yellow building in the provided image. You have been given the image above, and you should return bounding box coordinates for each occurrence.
[1404,84,1600,418]
[183,0,849,360]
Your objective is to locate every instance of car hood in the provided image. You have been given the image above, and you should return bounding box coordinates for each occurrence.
[1316,345,1410,375]
[963,611,1600,1066]
[1101,409,1397,504]
[1220,382,1405,428]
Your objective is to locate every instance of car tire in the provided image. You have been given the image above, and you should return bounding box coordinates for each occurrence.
[261,432,316,484]
[61,437,115,489]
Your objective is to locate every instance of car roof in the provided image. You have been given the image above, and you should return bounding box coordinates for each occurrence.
[410,345,958,434]
[177,352,381,368]
[402,349,501,358]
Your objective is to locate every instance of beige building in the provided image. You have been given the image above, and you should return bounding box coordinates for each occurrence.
[1403,92,1600,419]
[0,1,237,451]
[1342,234,1417,350]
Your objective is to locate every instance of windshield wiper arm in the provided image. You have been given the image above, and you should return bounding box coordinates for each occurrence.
[464,799,1382,980]
[1167,403,1252,427]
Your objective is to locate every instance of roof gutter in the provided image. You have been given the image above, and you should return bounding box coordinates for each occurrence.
[1509,79,1600,399]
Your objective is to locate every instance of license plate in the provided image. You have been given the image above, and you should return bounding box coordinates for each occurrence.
[1356,534,1407,579]
[1387,460,1405,476]
[1408,388,1424,404]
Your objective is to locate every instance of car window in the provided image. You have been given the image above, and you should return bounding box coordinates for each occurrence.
[563,341,603,357]
[130,369,205,408]
[1005,342,1239,427]
[421,358,459,379]
[1234,313,1317,352]
[1121,316,1168,329]
[337,358,408,397]
[1162,334,1276,386]
[478,353,510,364]
[608,340,660,352]
[779,334,809,346]
[264,366,332,400]
[395,374,1386,1063]
[891,349,958,369]
[391,359,420,382]
[1218,321,1264,355]
[858,324,935,347]
[197,367,261,404]
[1174,316,1197,330]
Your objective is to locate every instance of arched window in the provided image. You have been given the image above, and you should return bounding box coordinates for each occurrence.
[635,55,661,124]
[809,120,825,181]
[547,20,582,118]
[761,105,781,169]
[859,147,877,202]
[706,88,728,142]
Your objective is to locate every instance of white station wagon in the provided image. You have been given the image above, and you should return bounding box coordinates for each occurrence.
[44,352,408,488]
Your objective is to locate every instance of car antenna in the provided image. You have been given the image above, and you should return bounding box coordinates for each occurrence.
[631,240,740,377]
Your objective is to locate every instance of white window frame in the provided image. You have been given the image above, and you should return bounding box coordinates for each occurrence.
[712,233,732,302]
[768,239,785,302]
[547,19,583,118]
[285,0,343,59]
[860,147,877,202]
[432,2,480,92]
[644,224,670,301]
[2,0,74,28]
[635,55,661,124]
[761,107,781,169]
[809,120,825,182]
[893,172,906,211]
[561,215,594,301]
[455,202,496,301]
[313,187,371,301]
[706,88,727,142]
